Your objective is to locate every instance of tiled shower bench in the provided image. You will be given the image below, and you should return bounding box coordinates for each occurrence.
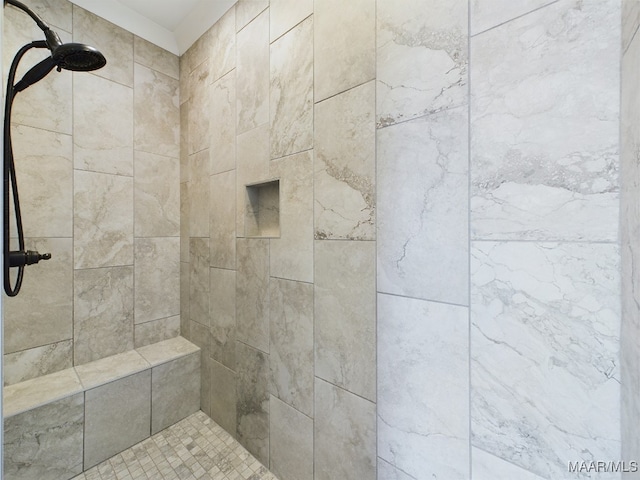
[3,336,201,480]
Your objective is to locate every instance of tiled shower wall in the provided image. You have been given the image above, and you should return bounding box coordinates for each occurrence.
[622,0,640,476]
[2,0,180,385]
[181,1,377,479]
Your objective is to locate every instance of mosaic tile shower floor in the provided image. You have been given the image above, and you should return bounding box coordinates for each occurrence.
[71,411,279,480]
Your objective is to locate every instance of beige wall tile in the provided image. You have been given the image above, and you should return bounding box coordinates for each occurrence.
[270,396,313,480]
[270,0,312,42]
[236,239,269,353]
[134,36,179,79]
[210,170,236,269]
[211,70,236,174]
[189,150,210,237]
[188,60,212,155]
[134,316,181,349]
[210,268,236,369]
[209,7,236,82]
[4,340,73,386]
[210,359,237,437]
[236,0,268,32]
[189,238,210,327]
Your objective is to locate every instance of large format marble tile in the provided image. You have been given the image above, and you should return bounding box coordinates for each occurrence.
[74,171,133,269]
[74,73,133,176]
[84,370,151,468]
[378,293,469,479]
[314,0,374,102]
[180,101,190,182]
[377,108,468,305]
[377,0,468,128]
[315,379,376,480]
[134,237,180,324]
[208,7,236,82]
[180,182,190,262]
[4,393,84,480]
[4,238,72,354]
[134,36,179,80]
[236,239,269,353]
[270,0,312,42]
[4,340,73,386]
[236,124,270,236]
[270,151,313,282]
[134,315,181,349]
[236,341,269,465]
[188,60,212,155]
[471,241,621,478]
[27,0,72,33]
[623,0,640,53]
[270,396,313,480]
[315,82,375,240]
[210,170,236,269]
[151,352,200,434]
[136,336,200,367]
[315,240,375,401]
[189,149,210,237]
[270,16,313,159]
[75,350,148,390]
[472,447,546,480]
[134,150,180,237]
[74,266,134,365]
[269,278,313,417]
[470,0,554,35]
[210,359,237,437]
[73,6,133,87]
[210,70,236,174]
[470,0,620,242]
[210,268,236,369]
[189,238,210,327]
[11,125,72,237]
[134,64,180,158]
[4,7,72,134]
[237,9,269,135]
[236,0,268,32]
[377,458,415,480]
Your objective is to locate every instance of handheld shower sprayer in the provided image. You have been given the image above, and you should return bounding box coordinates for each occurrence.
[3,0,106,296]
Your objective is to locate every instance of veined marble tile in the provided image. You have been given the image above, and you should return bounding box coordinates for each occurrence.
[4,238,72,354]
[236,0,268,32]
[315,240,376,401]
[11,125,72,237]
[189,321,212,415]
[180,262,190,339]
[377,457,416,480]
[471,241,621,478]
[4,340,73,386]
[189,149,210,238]
[134,64,180,158]
[270,0,312,42]
[28,0,73,32]
[4,393,84,480]
[135,151,180,237]
[74,73,133,176]
[270,396,313,480]
[4,368,82,417]
[136,336,200,367]
[134,315,181,348]
[314,0,375,102]
[73,6,133,87]
[210,268,236,370]
[236,124,270,236]
[270,16,313,159]
[269,278,313,417]
[470,0,555,35]
[377,108,469,305]
[180,53,191,105]
[181,182,190,263]
[210,358,237,437]
[236,341,269,465]
[237,9,269,135]
[210,170,236,269]
[211,70,236,174]
[315,82,375,240]
[74,170,133,268]
[470,0,620,242]
[134,237,180,324]
[236,239,269,353]
[74,266,134,365]
[270,150,313,282]
[208,6,236,82]
[188,59,212,155]
[4,8,72,134]
[180,101,189,181]
[472,447,546,480]
[623,0,640,53]
[134,36,179,79]
[378,293,469,480]
[315,379,376,480]
[74,349,149,390]
[189,237,210,327]
[377,0,468,128]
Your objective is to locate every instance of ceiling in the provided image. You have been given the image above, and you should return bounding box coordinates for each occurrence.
[68,0,237,55]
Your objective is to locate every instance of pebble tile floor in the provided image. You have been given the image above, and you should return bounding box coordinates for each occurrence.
[71,411,279,480]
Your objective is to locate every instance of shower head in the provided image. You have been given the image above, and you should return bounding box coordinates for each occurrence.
[51,42,107,72]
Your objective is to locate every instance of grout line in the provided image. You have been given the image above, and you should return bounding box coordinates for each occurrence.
[470,0,560,38]
[376,102,469,130]
[467,0,473,478]
[376,290,469,309]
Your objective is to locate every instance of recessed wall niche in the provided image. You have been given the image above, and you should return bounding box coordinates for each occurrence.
[245,179,280,238]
